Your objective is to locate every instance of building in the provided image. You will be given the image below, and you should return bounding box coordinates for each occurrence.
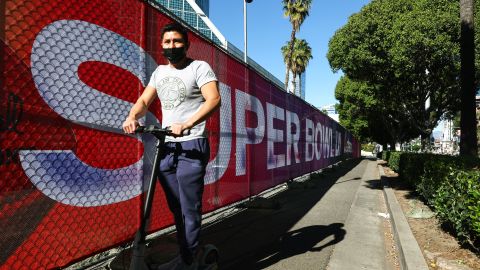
[287,70,306,100]
[151,0,285,91]
[194,0,209,16]
[441,120,454,142]
[152,0,225,46]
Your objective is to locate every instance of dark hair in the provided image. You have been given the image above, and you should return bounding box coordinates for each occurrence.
[161,23,189,44]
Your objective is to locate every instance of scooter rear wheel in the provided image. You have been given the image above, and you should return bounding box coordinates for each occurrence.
[198,244,219,269]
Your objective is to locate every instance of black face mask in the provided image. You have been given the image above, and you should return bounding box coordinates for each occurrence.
[162,47,186,64]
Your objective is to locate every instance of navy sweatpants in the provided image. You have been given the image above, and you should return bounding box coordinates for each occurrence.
[158,138,209,264]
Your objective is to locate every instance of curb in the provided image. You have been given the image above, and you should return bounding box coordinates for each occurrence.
[378,164,429,270]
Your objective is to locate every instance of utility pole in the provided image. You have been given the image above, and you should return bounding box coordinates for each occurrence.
[244,0,253,63]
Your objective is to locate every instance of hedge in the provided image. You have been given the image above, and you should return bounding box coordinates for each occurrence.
[361,143,375,152]
[419,155,477,204]
[382,151,480,248]
[398,153,432,186]
[434,169,480,247]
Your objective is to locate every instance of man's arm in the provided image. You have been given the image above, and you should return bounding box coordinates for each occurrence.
[122,85,157,134]
[169,81,221,136]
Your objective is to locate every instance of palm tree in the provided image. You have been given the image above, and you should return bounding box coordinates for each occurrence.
[459,0,478,156]
[281,38,313,95]
[282,0,312,92]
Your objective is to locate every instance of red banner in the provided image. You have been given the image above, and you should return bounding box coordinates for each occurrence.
[0,0,360,268]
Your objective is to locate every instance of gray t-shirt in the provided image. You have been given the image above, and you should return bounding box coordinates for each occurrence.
[148,60,217,142]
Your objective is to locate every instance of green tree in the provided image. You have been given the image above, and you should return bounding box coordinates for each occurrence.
[328,0,462,146]
[334,76,374,142]
[281,38,313,94]
[334,75,417,146]
[282,0,312,92]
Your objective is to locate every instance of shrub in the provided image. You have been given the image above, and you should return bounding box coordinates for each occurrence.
[380,151,401,171]
[418,155,478,204]
[382,151,390,162]
[433,169,480,248]
[387,151,401,172]
[361,143,375,152]
[395,152,480,249]
[410,144,421,152]
[398,153,432,187]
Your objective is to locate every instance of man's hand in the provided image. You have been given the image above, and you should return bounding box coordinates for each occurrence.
[170,123,190,136]
[122,117,139,134]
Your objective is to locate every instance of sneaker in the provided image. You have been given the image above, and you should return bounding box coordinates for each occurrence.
[154,255,198,270]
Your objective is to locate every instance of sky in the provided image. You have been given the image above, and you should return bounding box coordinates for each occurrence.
[208,0,371,108]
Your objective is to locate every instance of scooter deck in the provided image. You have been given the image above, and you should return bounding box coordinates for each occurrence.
[109,235,178,270]
[198,264,218,270]
[109,235,219,270]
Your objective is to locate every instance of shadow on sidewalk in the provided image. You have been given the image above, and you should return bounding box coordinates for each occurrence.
[199,158,362,269]
[110,158,363,270]
[246,223,346,270]
[364,179,383,190]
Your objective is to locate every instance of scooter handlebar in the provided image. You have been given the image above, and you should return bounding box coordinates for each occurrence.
[135,125,190,136]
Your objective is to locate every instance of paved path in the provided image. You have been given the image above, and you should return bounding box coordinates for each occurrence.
[200,158,388,270]
[107,158,416,270]
[327,159,388,270]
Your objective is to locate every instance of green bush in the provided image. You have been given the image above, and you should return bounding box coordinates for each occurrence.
[382,151,390,162]
[398,153,432,187]
[387,151,401,172]
[381,151,401,171]
[418,156,453,204]
[410,144,421,152]
[433,169,480,247]
[469,187,480,242]
[361,143,375,152]
[418,155,478,204]
[394,152,480,248]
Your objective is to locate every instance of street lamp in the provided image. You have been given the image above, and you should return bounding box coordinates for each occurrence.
[244,0,253,63]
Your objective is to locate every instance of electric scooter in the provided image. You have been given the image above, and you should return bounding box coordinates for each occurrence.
[129,125,219,270]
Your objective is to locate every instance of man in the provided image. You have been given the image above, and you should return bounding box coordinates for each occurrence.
[122,22,221,270]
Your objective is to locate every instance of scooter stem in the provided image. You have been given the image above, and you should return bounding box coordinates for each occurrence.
[130,136,165,270]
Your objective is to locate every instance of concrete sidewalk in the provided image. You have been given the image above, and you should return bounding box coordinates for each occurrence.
[326,158,429,270]
[195,158,368,270]
[327,159,389,270]
[105,157,429,270]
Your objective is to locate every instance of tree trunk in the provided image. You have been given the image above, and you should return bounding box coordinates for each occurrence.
[292,72,297,95]
[389,141,396,151]
[285,67,290,93]
[460,0,478,157]
[421,133,430,151]
[284,29,296,92]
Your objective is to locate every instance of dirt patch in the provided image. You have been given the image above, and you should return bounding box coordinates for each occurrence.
[380,164,480,270]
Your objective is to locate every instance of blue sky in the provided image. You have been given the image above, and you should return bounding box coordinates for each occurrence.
[209,0,371,108]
